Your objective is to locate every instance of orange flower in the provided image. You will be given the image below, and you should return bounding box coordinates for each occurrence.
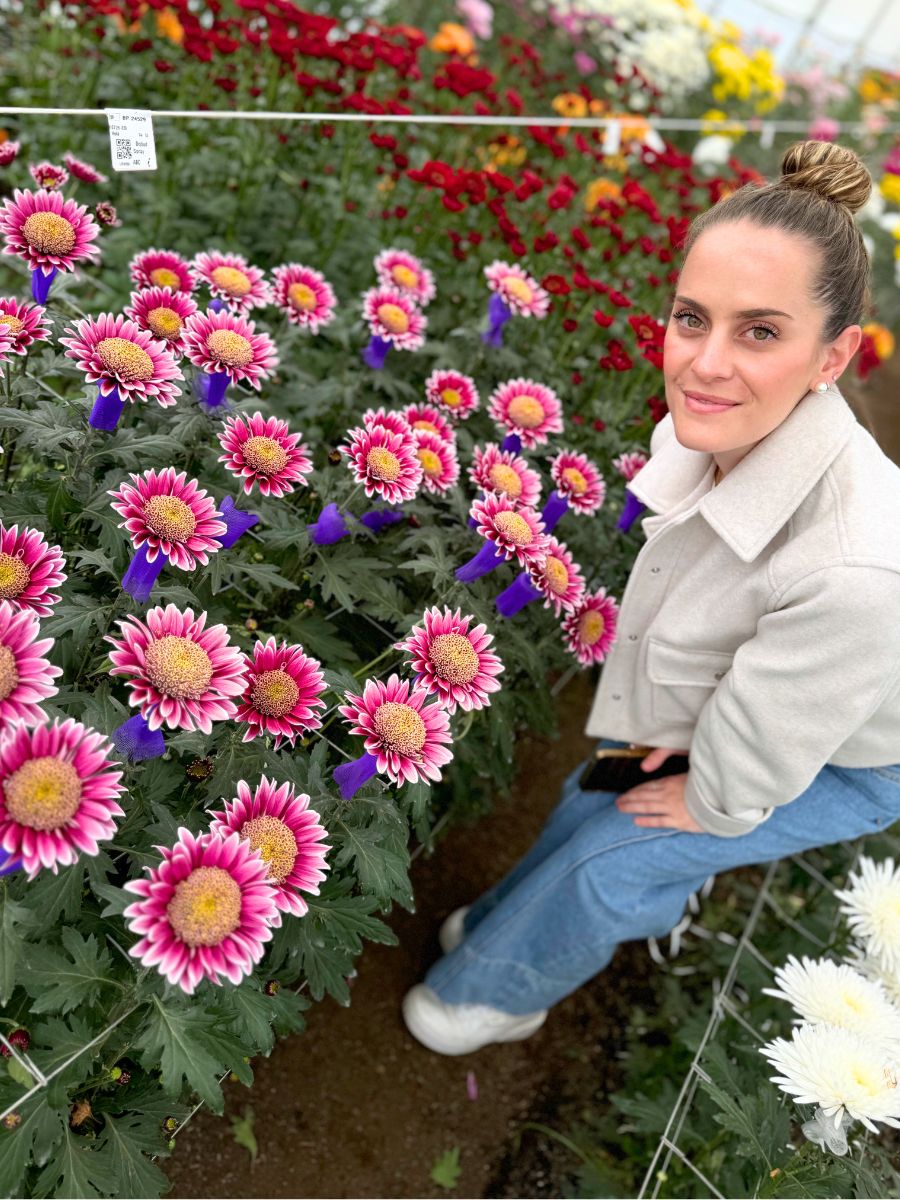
[862,322,895,361]
[156,7,184,45]
[552,93,588,119]
[607,113,651,143]
[584,177,622,211]
[430,23,475,56]
[111,4,147,34]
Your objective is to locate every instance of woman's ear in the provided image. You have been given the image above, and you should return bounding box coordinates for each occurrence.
[820,324,863,381]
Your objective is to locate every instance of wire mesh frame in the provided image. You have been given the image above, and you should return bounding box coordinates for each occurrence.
[636,844,864,1200]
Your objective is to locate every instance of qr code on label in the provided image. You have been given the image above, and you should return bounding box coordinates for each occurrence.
[115,138,132,159]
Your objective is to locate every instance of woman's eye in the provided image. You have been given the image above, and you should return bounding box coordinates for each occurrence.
[750,325,777,341]
[672,309,702,329]
[673,309,778,342]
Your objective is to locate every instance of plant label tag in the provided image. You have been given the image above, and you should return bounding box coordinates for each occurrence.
[601,119,621,156]
[106,110,157,172]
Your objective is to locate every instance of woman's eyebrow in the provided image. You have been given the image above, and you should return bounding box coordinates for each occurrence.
[674,294,794,320]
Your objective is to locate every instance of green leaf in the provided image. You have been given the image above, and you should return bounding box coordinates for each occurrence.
[24,863,86,925]
[41,595,111,644]
[33,1126,118,1199]
[23,927,118,1015]
[0,893,35,1005]
[135,997,247,1114]
[310,550,390,610]
[228,559,300,593]
[0,1095,65,1199]
[68,546,119,581]
[97,1112,171,1199]
[333,803,413,907]
[7,1056,35,1088]
[430,1147,462,1191]
[230,1105,258,1162]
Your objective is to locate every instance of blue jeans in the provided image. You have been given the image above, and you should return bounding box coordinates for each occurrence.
[424,738,900,1015]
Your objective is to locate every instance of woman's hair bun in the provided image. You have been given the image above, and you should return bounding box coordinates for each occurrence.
[779,139,872,214]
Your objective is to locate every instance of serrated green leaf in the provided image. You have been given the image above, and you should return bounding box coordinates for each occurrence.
[430,1146,461,1190]
[229,559,299,593]
[0,1095,65,1199]
[230,1105,258,1162]
[135,997,246,1114]
[23,927,119,1015]
[0,892,35,1006]
[33,1125,118,1199]
[97,1112,171,1199]
[24,863,85,925]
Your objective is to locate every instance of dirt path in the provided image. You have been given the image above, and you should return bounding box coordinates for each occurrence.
[166,673,655,1199]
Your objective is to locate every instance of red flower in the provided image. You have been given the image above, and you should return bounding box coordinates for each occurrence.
[542,274,571,296]
[628,314,666,345]
[593,311,613,328]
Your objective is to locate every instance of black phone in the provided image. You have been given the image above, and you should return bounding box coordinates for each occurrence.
[578,745,691,793]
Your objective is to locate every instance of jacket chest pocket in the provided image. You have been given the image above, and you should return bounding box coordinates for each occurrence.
[646,637,734,727]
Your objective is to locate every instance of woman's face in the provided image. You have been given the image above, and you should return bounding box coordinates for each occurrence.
[662,219,861,472]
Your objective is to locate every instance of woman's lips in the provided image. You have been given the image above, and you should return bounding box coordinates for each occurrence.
[684,391,739,415]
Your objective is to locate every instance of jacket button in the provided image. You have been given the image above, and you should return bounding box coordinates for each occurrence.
[612,693,622,700]
[650,567,661,574]
[628,634,638,641]
[713,670,726,680]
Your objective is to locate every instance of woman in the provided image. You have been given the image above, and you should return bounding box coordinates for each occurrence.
[402,139,900,1056]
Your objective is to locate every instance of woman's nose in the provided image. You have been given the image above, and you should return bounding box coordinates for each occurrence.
[691,333,734,379]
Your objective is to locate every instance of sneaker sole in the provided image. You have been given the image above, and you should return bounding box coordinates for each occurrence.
[402,989,547,1056]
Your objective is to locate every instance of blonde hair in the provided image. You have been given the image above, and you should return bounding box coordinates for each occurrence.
[681,140,873,342]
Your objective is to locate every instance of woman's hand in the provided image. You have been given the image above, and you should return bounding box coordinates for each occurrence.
[614,745,704,832]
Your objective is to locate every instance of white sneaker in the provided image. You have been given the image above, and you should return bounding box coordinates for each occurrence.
[438,905,471,954]
[401,984,548,1056]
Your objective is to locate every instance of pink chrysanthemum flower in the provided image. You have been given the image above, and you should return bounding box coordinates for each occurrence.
[123,827,278,994]
[0,297,51,354]
[527,537,587,617]
[235,638,327,747]
[550,451,606,515]
[0,143,20,168]
[182,309,278,389]
[403,403,455,444]
[470,443,542,509]
[271,263,337,333]
[424,369,480,422]
[374,249,436,307]
[562,588,619,666]
[342,423,423,504]
[338,673,453,785]
[208,777,330,920]
[484,261,550,318]
[362,287,427,350]
[0,523,67,618]
[0,718,124,880]
[0,188,100,277]
[129,248,196,294]
[0,600,63,729]
[0,326,12,364]
[60,312,183,408]
[362,406,411,438]
[488,378,564,449]
[193,250,271,313]
[217,412,312,499]
[613,451,649,482]
[124,286,198,356]
[470,492,549,568]
[29,162,69,192]
[62,153,108,184]
[108,468,225,570]
[106,603,248,734]
[395,606,504,714]
[413,430,459,495]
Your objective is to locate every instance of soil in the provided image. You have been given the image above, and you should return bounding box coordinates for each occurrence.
[166,672,658,1200]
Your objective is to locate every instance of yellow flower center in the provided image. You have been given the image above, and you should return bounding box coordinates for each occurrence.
[0,644,18,703]
[38,172,62,189]
[96,337,154,382]
[206,328,253,369]
[287,282,317,312]
[250,668,300,718]
[240,815,297,884]
[366,446,401,482]
[391,264,419,289]
[487,463,522,499]
[579,610,605,646]
[210,265,252,297]
[428,633,479,685]
[242,435,288,475]
[493,510,533,546]
[439,388,462,409]
[0,553,30,600]
[144,635,213,700]
[507,394,545,429]
[0,315,24,336]
[21,212,76,256]
[142,495,197,543]
[412,420,440,436]
[166,866,242,947]
[561,466,588,495]
[373,701,426,757]
[544,556,569,594]
[502,275,533,304]
[376,303,409,335]
[149,267,181,289]
[417,448,442,478]
[146,306,183,339]
[4,757,82,831]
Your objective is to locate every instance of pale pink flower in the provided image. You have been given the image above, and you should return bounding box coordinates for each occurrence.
[342,423,423,503]
[550,450,606,515]
[470,492,549,568]
[484,260,550,318]
[395,605,503,713]
[424,368,480,421]
[562,589,619,666]
[470,443,542,508]
[59,312,183,408]
[374,249,436,307]
[488,378,563,449]
[0,187,100,277]
[362,287,427,350]
[129,248,195,294]
[193,250,271,313]
[182,309,278,389]
[338,673,453,786]
[108,467,225,570]
[527,537,586,617]
[124,286,198,356]
[217,412,312,498]
[271,263,337,332]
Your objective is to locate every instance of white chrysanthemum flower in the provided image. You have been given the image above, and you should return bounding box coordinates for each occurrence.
[835,856,900,971]
[760,1023,900,1133]
[846,944,900,1010]
[763,955,900,1053]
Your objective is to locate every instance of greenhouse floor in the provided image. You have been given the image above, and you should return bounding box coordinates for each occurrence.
[167,671,657,1199]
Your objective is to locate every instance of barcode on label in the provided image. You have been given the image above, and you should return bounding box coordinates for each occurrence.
[115,138,132,159]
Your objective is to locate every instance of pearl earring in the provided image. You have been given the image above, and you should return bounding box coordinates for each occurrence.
[815,382,828,393]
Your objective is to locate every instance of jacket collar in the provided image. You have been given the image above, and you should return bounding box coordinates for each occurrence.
[627,384,858,563]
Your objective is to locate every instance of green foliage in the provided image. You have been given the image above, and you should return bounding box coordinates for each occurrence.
[430,1147,462,1191]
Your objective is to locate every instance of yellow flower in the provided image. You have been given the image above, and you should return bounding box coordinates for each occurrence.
[552,93,589,119]
[156,7,184,45]
[701,109,746,139]
[860,75,885,105]
[863,323,895,361]
[879,174,900,206]
[430,23,475,56]
[602,152,629,174]
[584,177,622,211]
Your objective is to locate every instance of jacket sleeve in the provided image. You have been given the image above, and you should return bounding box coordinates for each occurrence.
[683,563,900,837]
